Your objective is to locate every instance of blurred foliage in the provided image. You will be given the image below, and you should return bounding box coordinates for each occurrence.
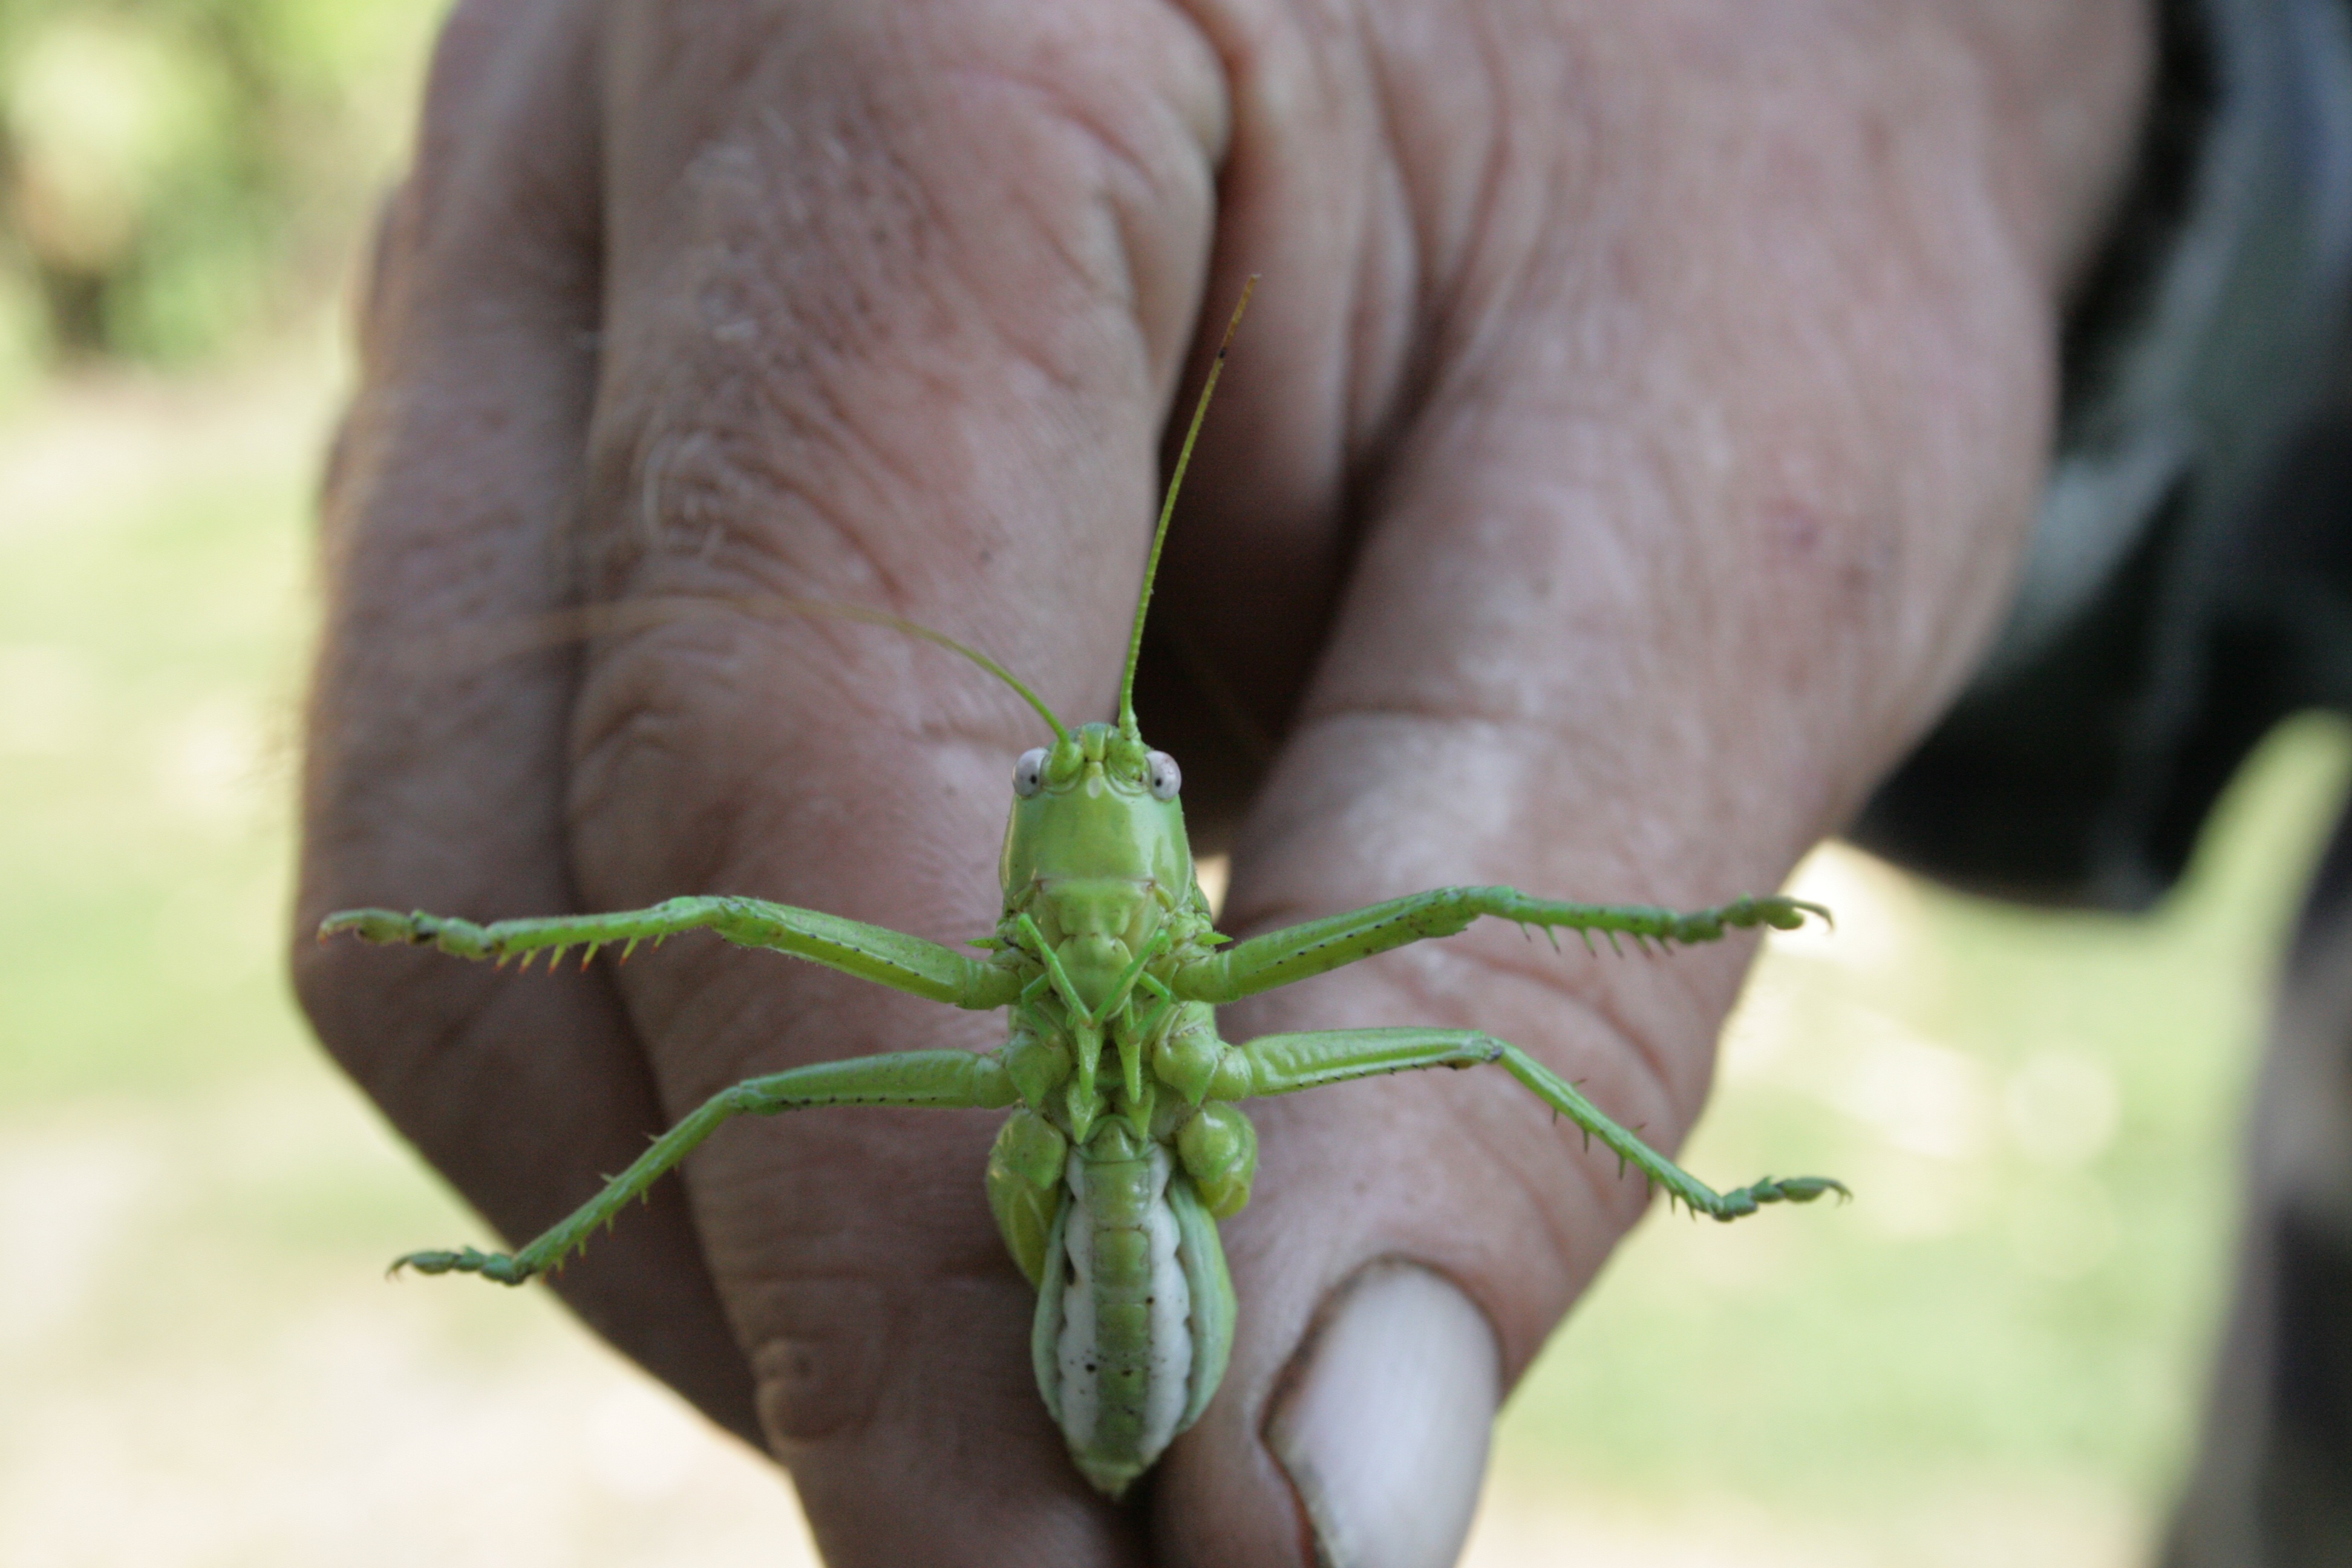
[2,1,2348,1553]
[0,0,434,381]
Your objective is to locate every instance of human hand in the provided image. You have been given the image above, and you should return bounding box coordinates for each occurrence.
[294,1,2151,1562]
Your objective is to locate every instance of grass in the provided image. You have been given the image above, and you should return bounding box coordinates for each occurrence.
[4,329,2345,1565]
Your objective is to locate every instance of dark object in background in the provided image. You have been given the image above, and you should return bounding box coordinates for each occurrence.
[1855,2,2352,1563]
[1858,0,2352,915]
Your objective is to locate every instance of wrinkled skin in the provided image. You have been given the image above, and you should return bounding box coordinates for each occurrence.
[292,1,2152,1563]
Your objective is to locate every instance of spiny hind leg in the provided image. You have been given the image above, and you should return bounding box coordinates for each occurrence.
[399,1048,1018,1284]
[1232,1025,1846,1221]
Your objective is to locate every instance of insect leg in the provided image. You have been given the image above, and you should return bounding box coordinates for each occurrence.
[987,1109,1068,1289]
[396,1049,1020,1284]
[322,895,1024,1008]
[1165,1173,1235,1434]
[1171,887,1826,1004]
[1232,1026,1846,1222]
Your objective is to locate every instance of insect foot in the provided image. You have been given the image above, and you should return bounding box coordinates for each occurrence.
[318,907,493,958]
[318,907,422,944]
[391,1246,533,1285]
[1664,895,1831,944]
[1702,1175,1852,1221]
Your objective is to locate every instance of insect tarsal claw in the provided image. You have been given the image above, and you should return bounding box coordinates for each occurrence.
[393,1247,489,1278]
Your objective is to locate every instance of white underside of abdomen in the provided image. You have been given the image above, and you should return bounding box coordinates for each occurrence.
[1054,1143,1192,1462]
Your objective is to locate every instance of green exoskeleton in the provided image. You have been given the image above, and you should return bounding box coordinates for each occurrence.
[321,286,1846,1497]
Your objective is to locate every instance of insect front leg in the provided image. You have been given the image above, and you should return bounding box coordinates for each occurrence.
[1171,887,1827,1005]
[400,1050,1021,1284]
[322,895,1024,1009]
[1230,1026,1846,1221]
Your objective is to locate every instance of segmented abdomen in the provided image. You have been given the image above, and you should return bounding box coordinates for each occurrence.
[1047,1142,1192,1494]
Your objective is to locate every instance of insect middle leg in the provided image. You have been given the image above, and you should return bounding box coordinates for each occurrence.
[1173,887,1827,1005]
[1232,1026,1845,1221]
[400,1049,1019,1283]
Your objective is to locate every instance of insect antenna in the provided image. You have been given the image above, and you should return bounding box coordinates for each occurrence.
[416,270,1269,754]
[765,598,1074,746]
[1117,275,1256,741]
[439,592,1073,746]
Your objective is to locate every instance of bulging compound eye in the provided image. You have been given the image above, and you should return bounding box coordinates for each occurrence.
[1146,750,1181,801]
[1013,748,1049,798]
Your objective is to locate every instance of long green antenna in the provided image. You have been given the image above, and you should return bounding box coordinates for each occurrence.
[1117,275,1256,737]
[465,593,1072,746]
[780,599,1074,747]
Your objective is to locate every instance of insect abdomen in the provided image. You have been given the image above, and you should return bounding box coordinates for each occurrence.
[1028,1119,1247,1498]
[1056,1136,1189,1495]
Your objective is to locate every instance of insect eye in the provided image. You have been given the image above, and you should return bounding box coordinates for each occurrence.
[1146,751,1181,802]
[1013,747,1049,798]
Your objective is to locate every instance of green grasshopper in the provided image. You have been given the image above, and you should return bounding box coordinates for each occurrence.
[320,286,1845,1497]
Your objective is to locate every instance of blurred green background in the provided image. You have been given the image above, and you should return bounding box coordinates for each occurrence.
[2,4,2347,1563]
[0,0,436,379]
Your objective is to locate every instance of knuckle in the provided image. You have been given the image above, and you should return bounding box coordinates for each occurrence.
[750,1276,892,1445]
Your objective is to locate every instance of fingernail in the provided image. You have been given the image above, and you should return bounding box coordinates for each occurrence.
[1266,1263,1500,1568]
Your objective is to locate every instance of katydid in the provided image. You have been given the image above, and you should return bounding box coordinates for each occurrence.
[319,284,1846,1498]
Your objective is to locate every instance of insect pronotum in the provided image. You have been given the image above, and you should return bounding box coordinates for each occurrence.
[321,281,1847,1497]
